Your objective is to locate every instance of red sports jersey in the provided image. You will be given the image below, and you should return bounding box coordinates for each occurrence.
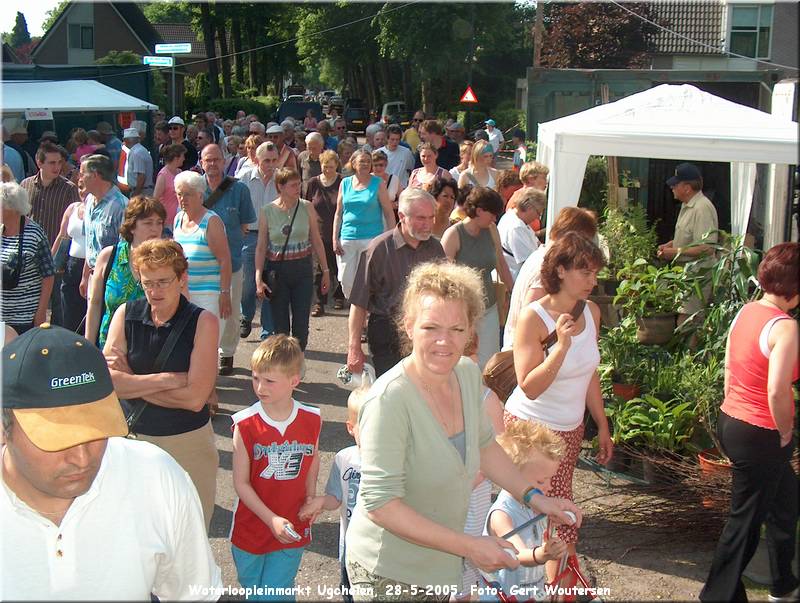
[230,399,322,554]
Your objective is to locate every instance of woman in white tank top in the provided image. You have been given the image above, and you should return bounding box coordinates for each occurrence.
[52,199,87,332]
[504,232,612,580]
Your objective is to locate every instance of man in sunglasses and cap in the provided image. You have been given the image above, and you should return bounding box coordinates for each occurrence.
[1,324,222,600]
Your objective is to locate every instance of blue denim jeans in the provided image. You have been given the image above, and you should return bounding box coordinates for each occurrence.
[267,256,313,350]
[241,230,274,336]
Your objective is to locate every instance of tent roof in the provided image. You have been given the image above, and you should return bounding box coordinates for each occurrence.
[538,84,798,164]
[1,80,158,113]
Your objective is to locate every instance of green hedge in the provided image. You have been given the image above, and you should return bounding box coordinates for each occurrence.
[207,98,276,121]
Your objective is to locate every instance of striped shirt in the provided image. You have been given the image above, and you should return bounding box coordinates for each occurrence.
[173,210,222,294]
[85,186,128,268]
[0,220,55,325]
[21,173,81,245]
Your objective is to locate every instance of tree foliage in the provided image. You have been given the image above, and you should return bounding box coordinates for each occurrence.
[541,2,658,68]
[8,12,31,48]
[95,50,141,65]
[141,1,193,24]
[42,1,69,33]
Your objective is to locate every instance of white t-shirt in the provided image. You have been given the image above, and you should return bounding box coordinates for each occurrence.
[377,145,415,188]
[125,143,154,193]
[497,210,539,281]
[486,128,504,154]
[324,445,361,562]
[503,244,547,350]
[1,437,221,601]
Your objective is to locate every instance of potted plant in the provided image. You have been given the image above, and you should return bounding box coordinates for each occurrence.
[599,317,646,400]
[615,259,689,345]
[597,206,657,297]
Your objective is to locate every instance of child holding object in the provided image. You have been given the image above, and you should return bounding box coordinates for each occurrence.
[482,421,568,601]
[230,335,321,601]
[300,386,368,602]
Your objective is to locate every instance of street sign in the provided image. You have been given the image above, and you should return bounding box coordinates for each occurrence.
[155,43,192,54]
[143,55,174,67]
[460,86,478,103]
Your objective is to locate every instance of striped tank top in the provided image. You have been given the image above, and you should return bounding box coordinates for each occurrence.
[173,209,221,293]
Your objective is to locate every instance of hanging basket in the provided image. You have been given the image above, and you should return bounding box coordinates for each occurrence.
[636,313,677,345]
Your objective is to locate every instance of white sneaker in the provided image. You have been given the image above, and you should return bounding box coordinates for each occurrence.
[768,585,799,602]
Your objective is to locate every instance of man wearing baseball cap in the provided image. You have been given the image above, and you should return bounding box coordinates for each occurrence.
[167,116,198,171]
[484,118,504,157]
[121,127,153,197]
[1,325,222,600]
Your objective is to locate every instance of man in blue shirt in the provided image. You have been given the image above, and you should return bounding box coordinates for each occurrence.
[1,138,24,183]
[200,144,256,375]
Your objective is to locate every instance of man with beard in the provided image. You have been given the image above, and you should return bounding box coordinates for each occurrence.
[346,188,445,377]
[1,325,221,600]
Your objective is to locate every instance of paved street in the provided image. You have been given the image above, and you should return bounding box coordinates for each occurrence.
[208,302,354,599]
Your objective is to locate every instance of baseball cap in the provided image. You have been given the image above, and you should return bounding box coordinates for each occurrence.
[266,124,284,135]
[38,131,59,143]
[485,119,496,127]
[2,324,128,452]
[168,116,185,126]
[666,163,702,187]
[122,127,139,139]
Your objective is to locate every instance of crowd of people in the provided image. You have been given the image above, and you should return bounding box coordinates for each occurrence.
[1,105,797,603]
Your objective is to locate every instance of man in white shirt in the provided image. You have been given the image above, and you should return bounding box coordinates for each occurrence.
[121,127,153,196]
[497,188,544,280]
[484,119,504,155]
[377,124,415,188]
[1,325,222,601]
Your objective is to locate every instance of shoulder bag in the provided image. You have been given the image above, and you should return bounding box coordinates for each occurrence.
[202,176,235,210]
[1,216,26,291]
[126,301,198,433]
[483,299,586,402]
[263,201,301,299]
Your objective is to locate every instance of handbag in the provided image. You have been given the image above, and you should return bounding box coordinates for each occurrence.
[1,217,26,291]
[483,299,586,402]
[125,301,197,433]
[263,201,301,299]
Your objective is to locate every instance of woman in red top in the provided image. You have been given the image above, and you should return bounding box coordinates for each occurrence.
[701,242,799,603]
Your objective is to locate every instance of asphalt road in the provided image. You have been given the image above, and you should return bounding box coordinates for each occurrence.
[208,302,354,600]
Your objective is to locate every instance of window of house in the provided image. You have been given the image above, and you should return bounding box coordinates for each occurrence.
[68,24,94,50]
[729,5,773,59]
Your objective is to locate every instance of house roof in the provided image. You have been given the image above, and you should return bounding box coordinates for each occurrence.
[2,43,21,64]
[650,1,725,55]
[152,23,232,60]
[32,1,164,59]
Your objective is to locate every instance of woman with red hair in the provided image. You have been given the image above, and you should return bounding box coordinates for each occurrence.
[701,242,799,602]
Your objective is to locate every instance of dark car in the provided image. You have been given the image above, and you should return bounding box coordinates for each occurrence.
[329,96,345,115]
[344,107,369,133]
[345,98,366,110]
[277,101,323,125]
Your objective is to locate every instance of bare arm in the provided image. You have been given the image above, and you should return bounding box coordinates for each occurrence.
[206,215,232,319]
[51,203,76,256]
[377,180,396,231]
[85,246,112,344]
[489,222,514,291]
[152,171,166,201]
[304,446,320,498]
[767,319,799,444]
[307,204,330,292]
[585,301,612,464]
[35,276,54,326]
[346,303,368,373]
[440,224,461,261]
[332,183,344,253]
[513,304,570,399]
[254,210,270,298]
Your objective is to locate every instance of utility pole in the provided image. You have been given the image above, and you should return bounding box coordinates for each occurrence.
[533,0,544,67]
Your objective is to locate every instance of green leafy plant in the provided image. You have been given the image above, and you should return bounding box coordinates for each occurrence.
[579,155,608,217]
[598,316,648,385]
[614,259,689,318]
[598,206,658,280]
[606,394,698,454]
[619,169,640,188]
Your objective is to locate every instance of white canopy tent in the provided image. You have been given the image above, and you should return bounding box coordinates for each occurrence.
[2,80,158,113]
[536,84,798,246]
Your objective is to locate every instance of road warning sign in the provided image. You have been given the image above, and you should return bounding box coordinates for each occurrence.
[460,86,478,103]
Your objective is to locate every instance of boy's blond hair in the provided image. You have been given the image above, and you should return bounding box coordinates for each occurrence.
[497,421,565,465]
[347,386,370,422]
[251,334,305,377]
[519,161,550,184]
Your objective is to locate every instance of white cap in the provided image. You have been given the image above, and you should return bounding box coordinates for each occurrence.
[168,116,185,126]
[266,124,284,135]
[122,127,139,139]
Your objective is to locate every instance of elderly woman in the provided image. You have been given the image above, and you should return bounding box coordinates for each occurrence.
[0,183,54,334]
[497,187,546,280]
[441,187,513,368]
[506,232,612,582]
[332,149,396,299]
[103,238,219,528]
[458,140,499,191]
[701,242,800,602]
[86,196,166,347]
[254,168,330,350]
[427,176,458,239]
[409,142,452,189]
[306,150,344,315]
[152,143,185,228]
[345,261,581,598]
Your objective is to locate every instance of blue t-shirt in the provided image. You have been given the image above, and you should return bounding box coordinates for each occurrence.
[340,175,383,241]
[3,144,24,183]
[324,136,339,151]
[203,178,256,273]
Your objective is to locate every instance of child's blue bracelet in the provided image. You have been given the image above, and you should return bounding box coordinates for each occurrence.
[522,486,543,507]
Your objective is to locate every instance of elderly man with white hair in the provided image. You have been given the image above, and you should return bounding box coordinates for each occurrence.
[0,182,55,333]
[247,121,266,136]
[298,132,324,186]
[120,128,153,197]
[345,187,445,377]
[361,122,385,153]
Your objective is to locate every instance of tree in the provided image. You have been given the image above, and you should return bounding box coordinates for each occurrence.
[42,1,69,33]
[9,12,31,48]
[95,51,169,111]
[141,1,193,24]
[198,3,220,99]
[540,2,658,69]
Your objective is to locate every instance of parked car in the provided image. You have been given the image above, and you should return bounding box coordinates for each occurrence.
[345,98,366,110]
[278,101,323,125]
[380,101,412,128]
[285,95,305,103]
[344,107,369,133]
[329,96,345,115]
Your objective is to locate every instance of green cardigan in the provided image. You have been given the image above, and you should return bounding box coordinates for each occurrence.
[346,356,495,587]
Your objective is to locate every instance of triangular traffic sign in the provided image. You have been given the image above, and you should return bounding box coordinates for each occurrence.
[460,86,478,103]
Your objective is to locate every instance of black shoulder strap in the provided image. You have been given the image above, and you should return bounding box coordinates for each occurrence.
[542,299,587,351]
[103,242,118,288]
[203,176,235,209]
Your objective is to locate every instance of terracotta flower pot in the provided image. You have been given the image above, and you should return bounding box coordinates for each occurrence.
[636,313,677,345]
[698,447,732,509]
[612,382,641,401]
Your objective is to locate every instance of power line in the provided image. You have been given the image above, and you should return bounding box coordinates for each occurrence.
[608,0,799,73]
[81,0,421,82]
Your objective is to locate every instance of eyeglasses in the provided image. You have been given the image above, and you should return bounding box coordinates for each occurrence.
[141,276,178,290]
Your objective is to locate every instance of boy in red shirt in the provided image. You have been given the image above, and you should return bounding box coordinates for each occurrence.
[230,334,321,600]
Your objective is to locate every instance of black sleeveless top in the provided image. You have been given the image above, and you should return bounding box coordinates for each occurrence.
[122,294,209,435]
